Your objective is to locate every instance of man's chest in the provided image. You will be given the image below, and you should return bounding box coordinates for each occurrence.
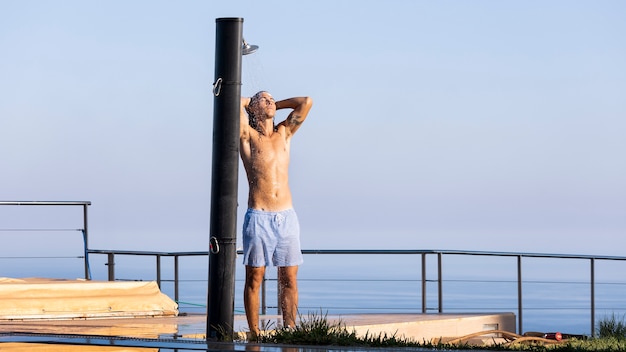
[250,135,289,158]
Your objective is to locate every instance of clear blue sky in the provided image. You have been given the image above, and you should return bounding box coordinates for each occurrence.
[1,1,625,256]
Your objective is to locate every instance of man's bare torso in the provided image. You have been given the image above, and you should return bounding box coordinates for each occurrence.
[240,125,293,211]
[239,93,311,212]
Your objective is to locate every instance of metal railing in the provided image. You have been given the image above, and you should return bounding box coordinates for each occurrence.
[85,247,626,337]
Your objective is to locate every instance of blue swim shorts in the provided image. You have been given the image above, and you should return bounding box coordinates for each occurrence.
[242,208,304,267]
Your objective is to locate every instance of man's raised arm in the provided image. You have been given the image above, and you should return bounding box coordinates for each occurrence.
[276,96,313,136]
[240,96,251,140]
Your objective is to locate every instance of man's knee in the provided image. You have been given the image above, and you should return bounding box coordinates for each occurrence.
[278,266,298,288]
[245,266,266,289]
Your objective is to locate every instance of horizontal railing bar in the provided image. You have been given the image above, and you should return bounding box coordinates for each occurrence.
[307,249,626,261]
[0,229,83,232]
[87,248,626,262]
[0,256,84,259]
[293,278,420,282]
[88,249,210,256]
[0,201,91,206]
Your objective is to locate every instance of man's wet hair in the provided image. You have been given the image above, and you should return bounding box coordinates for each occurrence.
[247,91,274,132]
[246,91,266,128]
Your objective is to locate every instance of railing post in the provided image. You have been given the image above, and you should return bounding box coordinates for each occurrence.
[156,255,162,288]
[591,258,595,338]
[262,273,267,315]
[437,252,443,313]
[107,253,115,281]
[174,255,180,303]
[421,253,426,313]
[277,271,282,316]
[82,203,90,280]
[517,255,523,334]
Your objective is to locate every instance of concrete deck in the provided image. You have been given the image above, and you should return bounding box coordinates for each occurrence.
[0,311,516,341]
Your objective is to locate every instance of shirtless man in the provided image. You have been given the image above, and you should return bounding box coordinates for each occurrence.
[239,91,313,337]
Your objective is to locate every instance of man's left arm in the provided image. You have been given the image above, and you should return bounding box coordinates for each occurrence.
[276,96,313,137]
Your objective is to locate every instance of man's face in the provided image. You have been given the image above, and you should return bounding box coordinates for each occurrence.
[252,92,276,119]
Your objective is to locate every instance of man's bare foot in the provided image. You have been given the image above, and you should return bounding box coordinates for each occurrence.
[246,330,260,342]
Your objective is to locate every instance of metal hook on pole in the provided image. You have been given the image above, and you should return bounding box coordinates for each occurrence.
[212,78,223,97]
[209,236,220,254]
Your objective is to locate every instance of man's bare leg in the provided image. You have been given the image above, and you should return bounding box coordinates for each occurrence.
[278,266,299,328]
[244,266,266,338]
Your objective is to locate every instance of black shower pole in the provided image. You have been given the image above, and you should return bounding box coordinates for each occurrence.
[207,17,243,341]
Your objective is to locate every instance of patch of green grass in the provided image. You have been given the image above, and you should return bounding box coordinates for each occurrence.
[259,311,360,345]
[597,313,626,339]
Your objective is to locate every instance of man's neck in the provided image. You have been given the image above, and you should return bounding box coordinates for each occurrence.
[257,118,275,136]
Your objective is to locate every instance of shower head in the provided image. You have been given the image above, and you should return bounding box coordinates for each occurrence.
[242,38,259,55]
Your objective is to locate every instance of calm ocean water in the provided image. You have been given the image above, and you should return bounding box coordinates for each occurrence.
[4,251,626,337]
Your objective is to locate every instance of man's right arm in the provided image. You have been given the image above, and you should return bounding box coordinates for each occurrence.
[240,97,251,140]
